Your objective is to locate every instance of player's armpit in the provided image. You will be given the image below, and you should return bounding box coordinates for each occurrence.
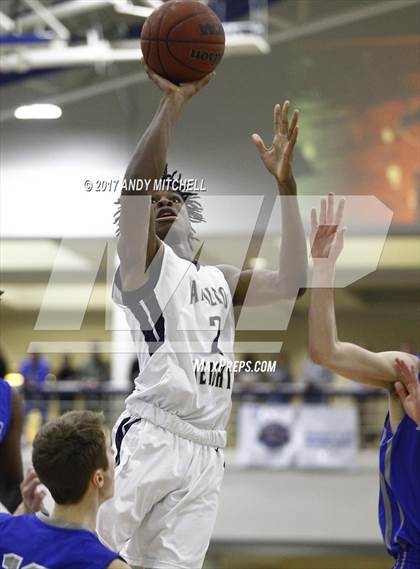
[107,559,132,569]
[313,344,419,387]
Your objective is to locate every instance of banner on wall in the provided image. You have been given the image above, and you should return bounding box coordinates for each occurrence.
[236,404,298,468]
[236,403,358,469]
[294,405,359,469]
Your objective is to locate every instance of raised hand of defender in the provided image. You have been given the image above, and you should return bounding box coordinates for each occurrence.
[252,101,299,194]
[143,61,214,105]
[395,358,420,427]
[310,193,346,263]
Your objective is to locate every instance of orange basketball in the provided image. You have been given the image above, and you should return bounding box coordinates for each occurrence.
[140,0,225,84]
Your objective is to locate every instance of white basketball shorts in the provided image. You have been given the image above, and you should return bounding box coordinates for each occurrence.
[97,410,225,569]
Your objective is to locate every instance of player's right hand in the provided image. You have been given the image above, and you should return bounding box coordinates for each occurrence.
[395,358,420,427]
[20,467,46,514]
[143,61,214,105]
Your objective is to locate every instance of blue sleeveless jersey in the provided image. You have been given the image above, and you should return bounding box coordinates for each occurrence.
[378,361,420,568]
[0,379,12,444]
[0,513,121,569]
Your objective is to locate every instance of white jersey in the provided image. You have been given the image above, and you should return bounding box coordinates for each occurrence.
[113,242,235,447]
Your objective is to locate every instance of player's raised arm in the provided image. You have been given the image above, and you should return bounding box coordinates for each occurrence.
[308,194,419,388]
[219,101,307,306]
[116,65,213,290]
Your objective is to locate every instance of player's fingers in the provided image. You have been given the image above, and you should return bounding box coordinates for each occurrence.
[284,127,298,160]
[22,475,40,496]
[148,68,177,91]
[281,100,290,135]
[395,381,408,401]
[320,198,327,225]
[288,110,299,140]
[251,133,268,155]
[395,359,415,391]
[326,192,334,224]
[311,208,318,234]
[195,72,214,90]
[335,197,345,226]
[335,227,346,251]
[274,104,281,136]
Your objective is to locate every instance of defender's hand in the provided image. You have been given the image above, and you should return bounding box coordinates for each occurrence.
[143,62,214,106]
[310,193,346,264]
[252,101,299,194]
[395,358,420,427]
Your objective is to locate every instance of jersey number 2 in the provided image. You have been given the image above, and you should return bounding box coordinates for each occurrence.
[209,316,223,355]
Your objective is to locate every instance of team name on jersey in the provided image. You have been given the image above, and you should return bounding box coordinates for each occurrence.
[194,361,232,390]
[190,279,228,308]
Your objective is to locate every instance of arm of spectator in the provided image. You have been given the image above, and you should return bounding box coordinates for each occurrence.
[0,389,24,512]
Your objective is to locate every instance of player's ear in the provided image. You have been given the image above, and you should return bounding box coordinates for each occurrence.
[92,469,105,489]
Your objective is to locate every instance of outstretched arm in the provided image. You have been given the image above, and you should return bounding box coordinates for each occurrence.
[219,101,307,305]
[117,66,213,291]
[308,194,419,389]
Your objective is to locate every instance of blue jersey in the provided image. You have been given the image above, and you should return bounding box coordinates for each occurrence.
[0,378,12,444]
[0,513,121,569]
[378,362,420,568]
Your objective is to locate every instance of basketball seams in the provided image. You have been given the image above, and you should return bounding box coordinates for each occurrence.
[156,8,168,78]
[166,9,209,38]
[142,39,225,45]
[142,19,151,65]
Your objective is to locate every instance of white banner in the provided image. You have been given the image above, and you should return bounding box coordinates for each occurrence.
[236,404,297,468]
[235,404,359,469]
[294,405,359,469]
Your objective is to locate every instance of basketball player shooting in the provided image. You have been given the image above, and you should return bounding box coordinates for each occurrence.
[309,194,420,569]
[97,66,307,569]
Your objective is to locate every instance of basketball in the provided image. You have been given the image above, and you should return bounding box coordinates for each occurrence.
[140,0,225,84]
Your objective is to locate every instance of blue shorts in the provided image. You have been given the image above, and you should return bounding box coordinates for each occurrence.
[392,549,420,569]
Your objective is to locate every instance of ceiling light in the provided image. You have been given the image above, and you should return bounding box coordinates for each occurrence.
[14,103,62,120]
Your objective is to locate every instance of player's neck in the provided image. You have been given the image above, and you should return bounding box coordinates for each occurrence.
[51,492,99,532]
[164,234,193,260]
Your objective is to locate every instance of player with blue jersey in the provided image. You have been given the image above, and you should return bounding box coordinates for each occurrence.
[0,411,129,569]
[308,194,420,569]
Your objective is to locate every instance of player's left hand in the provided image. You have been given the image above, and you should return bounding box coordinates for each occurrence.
[310,193,346,264]
[252,101,298,194]
[395,358,420,427]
